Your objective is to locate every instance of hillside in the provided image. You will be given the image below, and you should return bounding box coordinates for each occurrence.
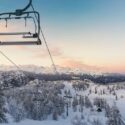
[0,71,125,125]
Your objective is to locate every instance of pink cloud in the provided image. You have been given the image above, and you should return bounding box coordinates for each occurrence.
[59,59,125,73]
[33,47,63,58]
[60,59,102,72]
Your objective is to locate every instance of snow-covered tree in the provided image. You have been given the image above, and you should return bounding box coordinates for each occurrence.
[8,98,26,122]
[84,96,92,108]
[106,105,122,125]
[71,115,86,125]
[0,87,7,123]
[72,96,78,112]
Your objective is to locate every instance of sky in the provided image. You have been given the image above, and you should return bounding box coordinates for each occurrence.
[0,0,125,73]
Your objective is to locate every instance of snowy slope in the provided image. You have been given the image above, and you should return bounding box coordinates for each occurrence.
[1,79,125,125]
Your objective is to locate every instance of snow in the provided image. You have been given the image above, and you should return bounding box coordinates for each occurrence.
[1,76,125,125]
[0,65,104,75]
[1,119,72,125]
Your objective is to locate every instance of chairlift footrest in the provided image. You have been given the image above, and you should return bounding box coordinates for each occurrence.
[0,41,41,45]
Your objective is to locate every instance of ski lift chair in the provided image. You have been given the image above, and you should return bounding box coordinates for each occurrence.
[0,0,41,45]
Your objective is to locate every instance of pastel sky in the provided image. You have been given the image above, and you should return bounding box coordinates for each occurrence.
[0,0,125,73]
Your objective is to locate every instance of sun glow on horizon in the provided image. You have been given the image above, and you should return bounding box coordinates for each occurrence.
[0,0,125,73]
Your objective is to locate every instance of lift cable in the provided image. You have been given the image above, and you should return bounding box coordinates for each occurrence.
[31,4,58,74]
[0,49,33,90]
[0,49,26,77]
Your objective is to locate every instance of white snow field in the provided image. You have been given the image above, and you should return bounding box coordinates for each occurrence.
[1,80,125,125]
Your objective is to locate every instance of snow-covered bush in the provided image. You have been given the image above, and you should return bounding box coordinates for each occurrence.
[92,119,102,125]
[71,115,87,125]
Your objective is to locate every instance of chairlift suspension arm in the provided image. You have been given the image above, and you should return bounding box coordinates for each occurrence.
[0,0,32,16]
[19,0,32,12]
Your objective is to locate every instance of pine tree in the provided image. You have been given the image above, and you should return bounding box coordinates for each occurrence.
[0,87,7,123]
[8,98,26,122]
[52,110,58,120]
[79,96,84,112]
[107,105,122,125]
[72,97,78,112]
[85,96,92,108]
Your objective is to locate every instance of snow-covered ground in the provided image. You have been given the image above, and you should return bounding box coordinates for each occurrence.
[1,80,125,125]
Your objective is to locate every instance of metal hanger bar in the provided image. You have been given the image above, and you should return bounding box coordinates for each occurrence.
[0,41,41,45]
[0,16,34,20]
[20,11,40,36]
[0,12,15,16]
[0,0,32,16]
[20,0,32,12]
[0,32,31,35]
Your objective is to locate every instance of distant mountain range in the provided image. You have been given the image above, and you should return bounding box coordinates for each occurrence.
[0,65,105,75]
[0,65,125,84]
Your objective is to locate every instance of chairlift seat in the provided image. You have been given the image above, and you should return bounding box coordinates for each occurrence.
[0,32,31,36]
[0,0,41,46]
[0,40,41,45]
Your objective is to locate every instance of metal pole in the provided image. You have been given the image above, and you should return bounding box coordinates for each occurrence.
[66,103,68,116]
